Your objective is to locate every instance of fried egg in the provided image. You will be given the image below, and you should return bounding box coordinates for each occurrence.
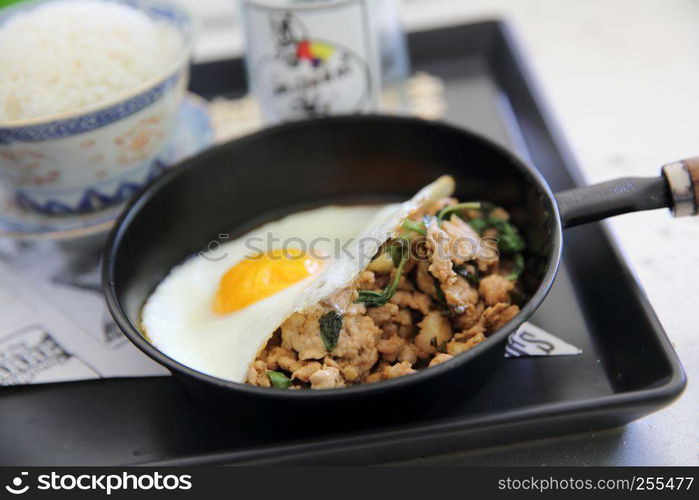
[141,176,455,383]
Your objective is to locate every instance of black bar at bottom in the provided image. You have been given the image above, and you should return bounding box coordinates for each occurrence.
[0,467,695,498]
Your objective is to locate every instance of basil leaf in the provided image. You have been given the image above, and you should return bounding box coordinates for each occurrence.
[431,275,454,317]
[401,219,426,235]
[389,237,409,268]
[319,311,343,351]
[355,240,409,308]
[437,201,482,221]
[455,265,480,286]
[506,253,525,281]
[489,218,525,253]
[468,217,488,235]
[267,371,292,389]
[355,289,388,307]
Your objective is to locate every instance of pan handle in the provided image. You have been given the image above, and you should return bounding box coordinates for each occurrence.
[555,157,699,228]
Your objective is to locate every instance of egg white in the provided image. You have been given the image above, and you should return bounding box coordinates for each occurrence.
[141,205,388,382]
[141,176,455,384]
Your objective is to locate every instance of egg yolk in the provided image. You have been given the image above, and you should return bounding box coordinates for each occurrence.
[213,248,323,314]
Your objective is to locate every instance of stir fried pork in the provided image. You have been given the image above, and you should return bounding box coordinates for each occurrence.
[249,197,526,389]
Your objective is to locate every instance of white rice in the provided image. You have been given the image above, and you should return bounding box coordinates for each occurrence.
[0,0,183,122]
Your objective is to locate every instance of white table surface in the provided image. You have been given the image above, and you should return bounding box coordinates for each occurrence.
[180,0,698,465]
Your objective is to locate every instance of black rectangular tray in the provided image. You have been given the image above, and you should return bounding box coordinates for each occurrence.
[0,20,685,466]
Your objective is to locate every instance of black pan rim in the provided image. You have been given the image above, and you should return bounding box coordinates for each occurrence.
[103,113,563,400]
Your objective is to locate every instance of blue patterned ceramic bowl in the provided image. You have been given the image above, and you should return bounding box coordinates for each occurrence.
[0,0,195,214]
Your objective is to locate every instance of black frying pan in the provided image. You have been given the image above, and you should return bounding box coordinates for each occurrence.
[103,115,696,432]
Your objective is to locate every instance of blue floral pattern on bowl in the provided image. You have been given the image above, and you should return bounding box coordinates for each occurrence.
[0,93,214,239]
[0,73,182,144]
[0,0,195,215]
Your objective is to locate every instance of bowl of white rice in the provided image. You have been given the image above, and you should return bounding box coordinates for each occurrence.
[0,0,195,214]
